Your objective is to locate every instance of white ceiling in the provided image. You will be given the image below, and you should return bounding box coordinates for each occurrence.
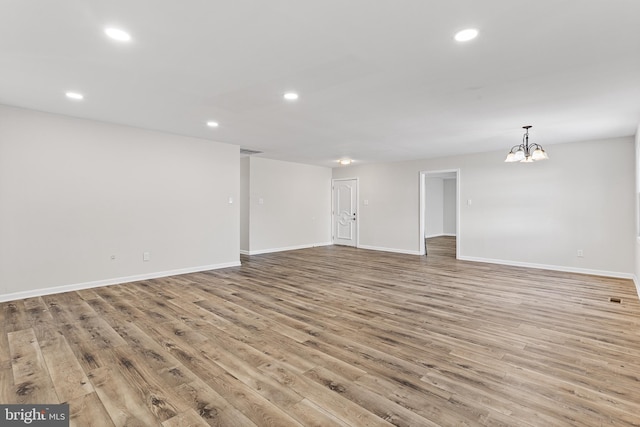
[2,1,639,167]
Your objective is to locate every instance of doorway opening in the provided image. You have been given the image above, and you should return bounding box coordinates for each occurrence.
[419,170,460,258]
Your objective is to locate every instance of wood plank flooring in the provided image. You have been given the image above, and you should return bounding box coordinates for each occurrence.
[2,246,640,426]
[425,236,456,258]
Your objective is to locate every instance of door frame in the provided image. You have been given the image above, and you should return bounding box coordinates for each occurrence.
[419,169,460,258]
[332,177,359,247]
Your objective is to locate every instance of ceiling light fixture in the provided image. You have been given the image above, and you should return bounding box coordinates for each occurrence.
[454,28,478,42]
[284,92,299,101]
[505,126,549,163]
[206,121,219,128]
[338,159,352,165]
[104,27,132,42]
[65,91,84,100]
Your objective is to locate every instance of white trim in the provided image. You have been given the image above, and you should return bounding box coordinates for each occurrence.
[633,275,640,298]
[458,255,634,280]
[425,233,457,238]
[245,242,332,256]
[358,244,421,256]
[419,169,460,257]
[419,173,425,254]
[0,261,240,303]
[239,250,250,255]
[456,173,461,260]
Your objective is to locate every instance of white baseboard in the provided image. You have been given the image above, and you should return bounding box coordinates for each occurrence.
[6,252,633,303]
[0,261,241,303]
[458,255,634,280]
[239,249,250,255]
[245,242,332,256]
[358,244,422,256]
[425,233,457,238]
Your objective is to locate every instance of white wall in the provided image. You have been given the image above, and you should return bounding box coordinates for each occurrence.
[424,177,457,237]
[240,157,250,252]
[425,178,444,237]
[247,157,331,254]
[635,125,640,293]
[334,137,635,276]
[443,178,457,235]
[0,105,240,301]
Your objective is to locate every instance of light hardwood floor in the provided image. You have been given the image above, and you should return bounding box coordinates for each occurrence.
[425,236,456,258]
[2,246,640,426]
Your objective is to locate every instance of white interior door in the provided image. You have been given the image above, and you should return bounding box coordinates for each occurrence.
[333,179,358,247]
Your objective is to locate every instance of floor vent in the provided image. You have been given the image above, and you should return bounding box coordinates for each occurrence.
[609,297,622,303]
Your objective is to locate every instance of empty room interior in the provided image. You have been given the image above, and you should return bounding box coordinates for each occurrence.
[2,1,640,426]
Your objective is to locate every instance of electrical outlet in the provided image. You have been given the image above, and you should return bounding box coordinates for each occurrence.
[110,255,116,261]
[143,252,151,261]
[577,250,584,257]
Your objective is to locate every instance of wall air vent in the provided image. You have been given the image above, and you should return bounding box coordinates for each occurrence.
[240,148,262,155]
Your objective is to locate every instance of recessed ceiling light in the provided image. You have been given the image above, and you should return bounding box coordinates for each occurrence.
[65,92,84,100]
[454,28,478,42]
[284,92,299,101]
[206,121,219,128]
[105,27,132,42]
[338,159,352,165]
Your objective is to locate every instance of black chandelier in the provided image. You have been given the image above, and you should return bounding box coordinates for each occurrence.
[504,126,549,163]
